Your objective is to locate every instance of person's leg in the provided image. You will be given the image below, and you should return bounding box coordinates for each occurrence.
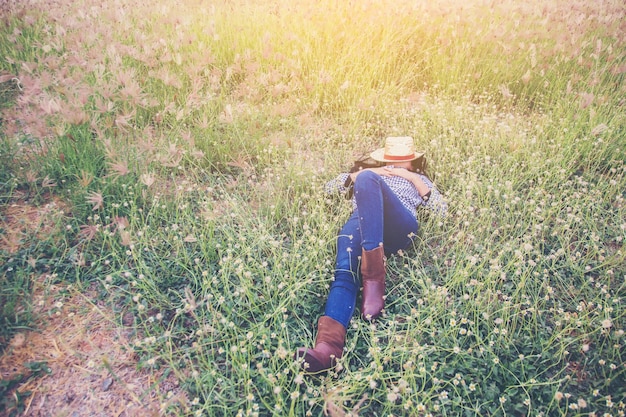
[323,212,361,328]
[352,170,418,253]
[352,170,418,319]
[294,213,360,373]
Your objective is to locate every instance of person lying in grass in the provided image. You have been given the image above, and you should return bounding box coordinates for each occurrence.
[295,136,448,374]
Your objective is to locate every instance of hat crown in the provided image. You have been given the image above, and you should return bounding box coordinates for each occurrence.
[370,136,422,162]
[384,136,414,157]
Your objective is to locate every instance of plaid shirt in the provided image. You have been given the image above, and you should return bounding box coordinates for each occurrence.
[325,171,448,217]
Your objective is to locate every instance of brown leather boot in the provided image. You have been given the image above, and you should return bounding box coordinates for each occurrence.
[360,245,386,321]
[294,316,346,373]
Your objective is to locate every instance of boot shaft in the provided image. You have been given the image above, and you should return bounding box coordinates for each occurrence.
[360,245,386,281]
[360,245,386,321]
[316,316,347,351]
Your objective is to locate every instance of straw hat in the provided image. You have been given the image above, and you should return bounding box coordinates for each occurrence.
[370,136,423,163]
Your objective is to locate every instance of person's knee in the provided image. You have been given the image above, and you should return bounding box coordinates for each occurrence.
[354,169,379,186]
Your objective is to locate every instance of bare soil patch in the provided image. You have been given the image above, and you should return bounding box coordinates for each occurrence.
[1,197,181,416]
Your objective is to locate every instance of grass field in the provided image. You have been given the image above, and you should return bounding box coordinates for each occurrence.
[1,0,624,415]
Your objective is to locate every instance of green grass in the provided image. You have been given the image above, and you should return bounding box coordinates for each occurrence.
[0,0,624,415]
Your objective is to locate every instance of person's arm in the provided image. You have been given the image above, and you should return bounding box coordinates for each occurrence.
[348,167,382,183]
[382,166,431,197]
[385,167,447,216]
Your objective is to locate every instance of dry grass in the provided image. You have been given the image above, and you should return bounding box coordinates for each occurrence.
[0,194,64,254]
[0,199,181,416]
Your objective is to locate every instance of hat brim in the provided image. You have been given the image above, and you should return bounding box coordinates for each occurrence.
[370,148,424,163]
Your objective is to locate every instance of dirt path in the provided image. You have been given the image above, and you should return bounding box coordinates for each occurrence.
[0,198,181,416]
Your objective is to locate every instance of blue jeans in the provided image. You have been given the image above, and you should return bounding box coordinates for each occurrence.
[323,170,419,327]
